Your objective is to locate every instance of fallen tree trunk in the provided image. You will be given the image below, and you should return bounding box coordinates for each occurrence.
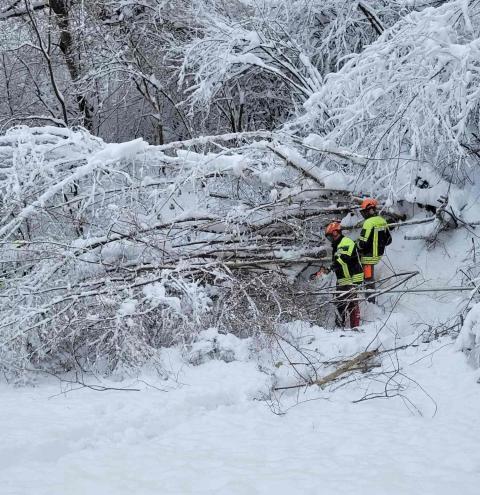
[274,349,379,391]
[314,349,379,387]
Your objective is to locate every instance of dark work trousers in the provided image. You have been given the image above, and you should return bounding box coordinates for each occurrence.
[363,264,376,303]
[334,285,360,329]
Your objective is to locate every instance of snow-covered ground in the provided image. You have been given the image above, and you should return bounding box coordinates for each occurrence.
[1,224,480,495]
[0,340,479,495]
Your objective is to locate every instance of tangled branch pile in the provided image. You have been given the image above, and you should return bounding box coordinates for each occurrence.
[0,126,353,376]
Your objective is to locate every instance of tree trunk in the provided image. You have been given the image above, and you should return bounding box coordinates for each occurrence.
[50,0,94,130]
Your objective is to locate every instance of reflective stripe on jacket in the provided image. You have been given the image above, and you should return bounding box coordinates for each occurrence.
[357,215,392,265]
[332,236,364,286]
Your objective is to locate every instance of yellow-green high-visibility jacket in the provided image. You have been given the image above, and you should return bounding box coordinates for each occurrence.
[357,215,392,265]
[332,236,364,286]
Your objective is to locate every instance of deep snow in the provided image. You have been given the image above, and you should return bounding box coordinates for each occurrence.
[0,341,479,495]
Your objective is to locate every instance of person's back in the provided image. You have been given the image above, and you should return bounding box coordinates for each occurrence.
[356,199,392,302]
[331,235,364,287]
[358,214,391,265]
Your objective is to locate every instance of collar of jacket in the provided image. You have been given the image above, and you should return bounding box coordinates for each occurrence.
[331,234,343,251]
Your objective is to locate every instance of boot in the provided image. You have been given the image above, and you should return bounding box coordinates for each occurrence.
[349,302,360,329]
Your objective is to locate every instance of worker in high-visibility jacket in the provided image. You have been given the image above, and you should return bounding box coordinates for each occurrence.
[325,221,364,329]
[356,198,392,302]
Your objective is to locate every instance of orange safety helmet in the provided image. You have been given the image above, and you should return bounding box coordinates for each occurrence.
[360,198,378,211]
[325,221,342,236]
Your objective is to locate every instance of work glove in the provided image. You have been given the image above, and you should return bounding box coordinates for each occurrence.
[310,266,330,280]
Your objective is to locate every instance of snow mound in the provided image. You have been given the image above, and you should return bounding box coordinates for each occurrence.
[456,303,480,368]
[187,328,252,365]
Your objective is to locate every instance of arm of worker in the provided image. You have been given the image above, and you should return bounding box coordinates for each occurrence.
[357,224,372,252]
[385,227,392,246]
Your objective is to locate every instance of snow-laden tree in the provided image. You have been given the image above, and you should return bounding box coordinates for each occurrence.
[290,0,480,199]
[0,0,195,142]
[0,0,96,129]
[177,0,434,129]
[0,0,450,141]
[82,0,197,143]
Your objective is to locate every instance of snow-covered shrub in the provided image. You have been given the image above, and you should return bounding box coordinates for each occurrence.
[456,303,480,368]
[186,328,251,365]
